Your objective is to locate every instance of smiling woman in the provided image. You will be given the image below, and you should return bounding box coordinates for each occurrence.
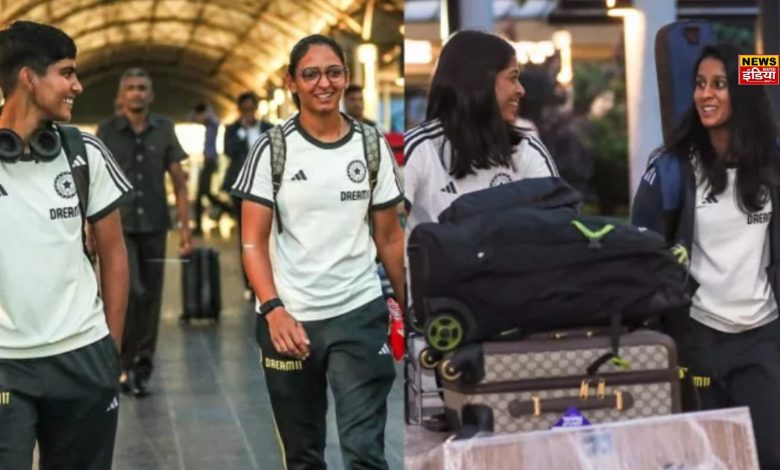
[0,20,131,470]
[230,33,405,470]
[403,30,559,276]
[632,44,780,469]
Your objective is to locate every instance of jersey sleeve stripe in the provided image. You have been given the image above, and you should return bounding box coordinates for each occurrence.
[404,130,444,165]
[525,136,559,177]
[404,124,443,154]
[235,138,269,193]
[82,136,133,192]
[404,119,442,142]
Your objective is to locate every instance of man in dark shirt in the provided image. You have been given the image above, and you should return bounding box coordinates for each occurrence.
[97,67,192,397]
[223,92,270,298]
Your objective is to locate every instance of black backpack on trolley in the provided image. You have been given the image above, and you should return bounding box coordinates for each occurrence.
[407,178,690,354]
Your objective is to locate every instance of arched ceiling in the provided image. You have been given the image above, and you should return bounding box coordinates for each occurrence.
[0,0,403,121]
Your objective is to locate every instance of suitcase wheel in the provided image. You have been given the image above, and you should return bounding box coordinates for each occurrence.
[419,348,443,369]
[425,314,464,352]
[438,359,462,382]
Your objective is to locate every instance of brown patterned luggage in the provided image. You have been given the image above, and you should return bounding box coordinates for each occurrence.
[439,329,682,434]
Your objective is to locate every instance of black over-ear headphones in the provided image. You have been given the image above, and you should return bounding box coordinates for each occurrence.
[0,124,61,163]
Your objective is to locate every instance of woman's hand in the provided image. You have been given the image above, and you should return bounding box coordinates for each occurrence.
[266,307,310,359]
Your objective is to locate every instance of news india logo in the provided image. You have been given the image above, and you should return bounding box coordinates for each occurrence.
[738,55,779,85]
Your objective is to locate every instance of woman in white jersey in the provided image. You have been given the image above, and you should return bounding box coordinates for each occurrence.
[632,44,780,469]
[403,30,559,433]
[231,35,404,470]
[404,30,558,311]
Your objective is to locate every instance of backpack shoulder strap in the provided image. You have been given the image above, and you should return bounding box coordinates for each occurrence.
[360,122,380,203]
[58,125,89,220]
[653,153,682,213]
[57,124,91,259]
[268,124,286,233]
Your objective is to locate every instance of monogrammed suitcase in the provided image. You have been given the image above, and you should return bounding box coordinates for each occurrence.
[439,329,681,434]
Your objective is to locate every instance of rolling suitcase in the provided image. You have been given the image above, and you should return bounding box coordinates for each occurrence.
[655,20,717,144]
[181,247,221,322]
[438,329,681,434]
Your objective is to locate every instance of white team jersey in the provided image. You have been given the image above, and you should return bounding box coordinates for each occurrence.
[404,119,559,237]
[690,168,777,332]
[232,114,403,321]
[0,131,132,358]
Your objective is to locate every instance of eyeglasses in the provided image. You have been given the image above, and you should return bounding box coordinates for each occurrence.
[299,66,348,83]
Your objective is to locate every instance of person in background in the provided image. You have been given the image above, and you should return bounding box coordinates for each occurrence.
[223,92,271,299]
[191,101,231,236]
[344,83,381,130]
[97,67,192,397]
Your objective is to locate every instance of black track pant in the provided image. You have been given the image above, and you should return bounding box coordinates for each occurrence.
[679,317,780,469]
[122,231,167,373]
[256,296,396,470]
[0,336,120,470]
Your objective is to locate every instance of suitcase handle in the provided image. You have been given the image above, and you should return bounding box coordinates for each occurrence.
[508,390,634,418]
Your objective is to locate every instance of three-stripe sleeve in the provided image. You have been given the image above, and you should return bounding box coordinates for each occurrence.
[81,133,133,221]
[522,135,559,177]
[230,133,275,208]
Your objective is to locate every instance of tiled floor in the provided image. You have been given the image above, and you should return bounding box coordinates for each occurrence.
[112,230,403,469]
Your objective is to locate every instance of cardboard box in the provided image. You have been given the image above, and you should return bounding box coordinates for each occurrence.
[406,408,759,470]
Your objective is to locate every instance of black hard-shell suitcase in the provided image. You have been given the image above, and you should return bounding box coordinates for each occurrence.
[655,20,717,144]
[438,329,682,434]
[181,247,221,321]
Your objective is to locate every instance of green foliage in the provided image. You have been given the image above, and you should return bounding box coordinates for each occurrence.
[713,23,755,51]
[573,63,628,164]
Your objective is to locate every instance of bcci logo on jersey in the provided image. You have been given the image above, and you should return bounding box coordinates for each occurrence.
[738,55,779,85]
[347,160,367,183]
[490,173,512,187]
[54,172,77,199]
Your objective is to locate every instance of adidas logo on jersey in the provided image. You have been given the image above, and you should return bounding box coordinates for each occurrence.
[378,343,391,355]
[291,170,307,181]
[106,396,119,412]
[702,193,718,205]
[440,182,457,194]
[0,184,7,197]
[71,155,87,168]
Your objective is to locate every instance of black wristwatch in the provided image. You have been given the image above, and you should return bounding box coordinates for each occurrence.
[259,297,284,316]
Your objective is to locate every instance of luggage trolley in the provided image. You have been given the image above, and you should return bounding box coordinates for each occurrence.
[404,331,449,430]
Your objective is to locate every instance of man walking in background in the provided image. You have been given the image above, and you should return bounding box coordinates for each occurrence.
[192,101,231,236]
[98,67,192,397]
[223,91,271,299]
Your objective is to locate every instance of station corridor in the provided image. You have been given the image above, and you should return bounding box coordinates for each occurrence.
[110,230,404,470]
